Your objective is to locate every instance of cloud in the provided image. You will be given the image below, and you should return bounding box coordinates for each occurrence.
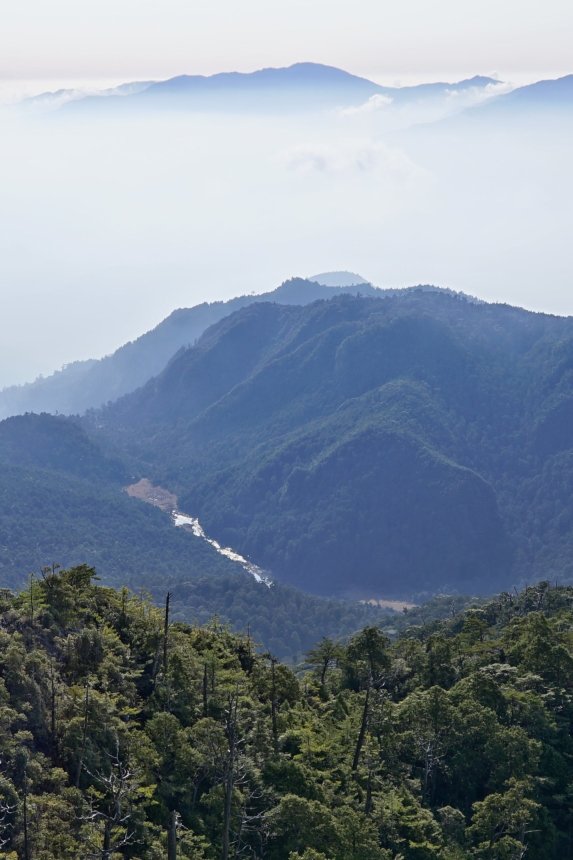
[277,137,431,187]
[338,93,394,116]
[443,80,516,108]
[333,81,518,132]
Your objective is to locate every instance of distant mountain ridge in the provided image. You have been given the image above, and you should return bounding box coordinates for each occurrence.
[22,63,573,129]
[441,74,573,126]
[33,64,502,115]
[0,277,479,421]
[0,274,386,420]
[485,74,573,110]
[310,271,370,287]
[19,80,153,111]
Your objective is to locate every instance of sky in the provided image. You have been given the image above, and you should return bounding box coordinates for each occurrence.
[0,1,572,388]
[2,0,573,87]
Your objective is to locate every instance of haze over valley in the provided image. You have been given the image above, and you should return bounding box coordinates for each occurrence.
[1,50,572,633]
[1,62,572,387]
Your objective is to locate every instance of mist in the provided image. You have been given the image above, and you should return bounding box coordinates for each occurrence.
[0,81,571,388]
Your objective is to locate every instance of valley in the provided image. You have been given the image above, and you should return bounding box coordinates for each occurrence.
[126,478,272,586]
[90,286,573,599]
[2,2,572,853]
[1,280,573,614]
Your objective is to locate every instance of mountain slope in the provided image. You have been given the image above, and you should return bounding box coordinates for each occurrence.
[0,411,391,658]
[0,278,379,420]
[0,412,126,483]
[0,414,241,588]
[0,573,569,858]
[433,74,573,129]
[93,289,573,597]
[482,74,573,112]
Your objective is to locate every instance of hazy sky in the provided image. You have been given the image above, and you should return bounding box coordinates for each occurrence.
[2,0,572,86]
[0,1,571,389]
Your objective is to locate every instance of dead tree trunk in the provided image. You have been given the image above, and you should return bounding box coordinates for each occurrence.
[270,657,278,754]
[352,685,370,772]
[222,692,238,860]
[167,810,178,860]
[75,681,90,787]
[163,592,171,675]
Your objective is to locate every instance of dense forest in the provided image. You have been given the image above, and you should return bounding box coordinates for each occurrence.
[4,289,573,605]
[93,289,573,597]
[0,279,381,420]
[0,413,392,660]
[0,567,571,858]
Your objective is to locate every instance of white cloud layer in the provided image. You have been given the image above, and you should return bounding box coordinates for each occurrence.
[278,138,430,189]
[339,94,394,116]
[0,65,571,387]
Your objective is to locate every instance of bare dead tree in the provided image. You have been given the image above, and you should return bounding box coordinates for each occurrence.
[75,680,90,788]
[232,780,266,859]
[163,592,171,675]
[80,742,142,860]
[167,809,178,860]
[222,689,239,860]
[39,562,61,587]
[270,656,278,755]
[0,799,16,853]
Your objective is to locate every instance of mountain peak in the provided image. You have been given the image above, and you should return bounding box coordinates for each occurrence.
[309,271,370,287]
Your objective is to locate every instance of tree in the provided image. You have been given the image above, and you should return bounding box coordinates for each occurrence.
[306,638,343,689]
[344,628,389,771]
[81,742,144,860]
[468,778,541,859]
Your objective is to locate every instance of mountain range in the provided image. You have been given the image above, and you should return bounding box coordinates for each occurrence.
[17,63,504,115]
[475,73,573,114]
[15,64,573,122]
[87,285,573,598]
[0,275,386,419]
[2,275,573,614]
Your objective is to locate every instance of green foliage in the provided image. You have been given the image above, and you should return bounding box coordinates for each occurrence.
[166,575,389,662]
[0,570,570,857]
[0,458,237,591]
[0,413,393,661]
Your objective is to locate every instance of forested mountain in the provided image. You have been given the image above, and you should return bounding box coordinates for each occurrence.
[0,413,127,483]
[0,414,235,589]
[0,569,571,859]
[0,412,390,659]
[0,277,380,421]
[4,286,573,605]
[93,289,573,598]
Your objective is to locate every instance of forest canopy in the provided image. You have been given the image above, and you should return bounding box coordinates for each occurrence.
[0,567,571,858]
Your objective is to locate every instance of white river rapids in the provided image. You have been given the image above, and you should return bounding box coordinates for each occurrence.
[172,512,272,587]
[124,479,272,587]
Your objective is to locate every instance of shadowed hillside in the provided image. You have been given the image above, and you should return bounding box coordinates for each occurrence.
[92,289,573,597]
[0,277,381,420]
